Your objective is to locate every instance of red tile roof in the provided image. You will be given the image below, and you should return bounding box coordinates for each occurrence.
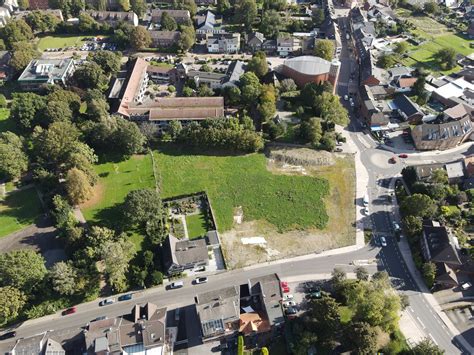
[398,77,417,88]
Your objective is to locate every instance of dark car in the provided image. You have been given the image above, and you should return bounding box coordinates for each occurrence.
[285,307,297,317]
[0,331,16,340]
[62,307,77,316]
[306,288,322,300]
[118,294,133,302]
[398,153,408,158]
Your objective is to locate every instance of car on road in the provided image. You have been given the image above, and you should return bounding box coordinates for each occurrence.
[285,307,298,318]
[389,157,397,164]
[349,98,355,107]
[363,194,369,207]
[118,294,133,302]
[398,154,408,158]
[335,147,343,152]
[0,331,16,340]
[344,94,349,101]
[392,222,401,232]
[363,207,369,216]
[280,281,288,288]
[282,286,290,293]
[168,281,184,290]
[462,282,472,290]
[93,316,108,322]
[99,298,115,307]
[194,277,208,284]
[380,236,387,247]
[62,307,77,316]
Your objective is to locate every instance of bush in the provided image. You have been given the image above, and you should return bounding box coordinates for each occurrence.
[148,271,163,286]
[466,189,474,201]
[168,85,176,93]
[25,298,69,319]
[237,335,244,355]
[0,94,7,108]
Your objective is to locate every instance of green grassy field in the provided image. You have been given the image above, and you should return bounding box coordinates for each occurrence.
[37,35,109,50]
[154,146,329,232]
[0,109,15,133]
[0,188,43,237]
[82,154,155,226]
[186,213,208,239]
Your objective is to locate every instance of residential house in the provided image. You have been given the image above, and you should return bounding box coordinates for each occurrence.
[445,161,465,183]
[163,234,209,275]
[421,221,462,288]
[84,303,167,354]
[393,77,418,93]
[262,39,277,54]
[222,60,245,88]
[147,65,178,84]
[206,33,240,53]
[18,58,76,91]
[196,11,224,40]
[109,58,225,129]
[0,51,12,81]
[367,4,397,25]
[150,30,180,48]
[151,9,191,25]
[411,105,472,151]
[431,76,474,108]
[188,70,227,89]
[464,154,474,177]
[87,10,139,27]
[28,0,49,9]
[9,334,66,355]
[0,6,11,27]
[389,66,414,81]
[277,34,301,57]
[413,163,445,181]
[247,31,265,52]
[359,85,390,128]
[392,94,424,122]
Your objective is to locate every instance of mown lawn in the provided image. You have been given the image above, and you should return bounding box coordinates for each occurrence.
[186,212,208,239]
[154,146,330,232]
[0,188,43,237]
[37,35,109,50]
[82,154,156,226]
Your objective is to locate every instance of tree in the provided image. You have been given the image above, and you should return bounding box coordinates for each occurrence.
[42,100,73,125]
[78,13,98,32]
[320,131,336,151]
[168,120,182,140]
[280,78,297,93]
[217,0,231,15]
[100,238,135,292]
[49,261,78,296]
[174,0,197,17]
[258,84,276,121]
[86,226,118,257]
[96,0,107,10]
[394,41,409,54]
[10,92,45,130]
[65,167,93,205]
[314,92,349,126]
[424,1,440,14]
[234,0,257,29]
[161,11,177,31]
[430,168,448,185]
[26,11,60,33]
[377,53,398,69]
[73,61,108,90]
[355,266,369,281]
[300,117,323,146]
[122,189,163,227]
[18,0,29,9]
[436,48,456,70]
[52,195,76,231]
[112,116,146,156]
[422,262,436,288]
[139,121,159,143]
[198,84,214,97]
[400,193,437,218]
[308,296,341,344]
[403,215,422,239]
[312,8,325,26]
[413,75,428,104]
[130,0,146,18]
[0,20,33,49]
[347,322,378,354]
[119,0,131,11]
[314,39,335,61]
[178,25,195,51]
[247,51,269,78]
[239,72,262,105]
[0,132,28,181]
[410,338,444,355]
[70,0,86,17]
[263,0,286,10]
[260,10,281,38]
[0,94,6,108]
[88,50,122,74]
[330,267,347,295]
[145,216,168,245]
[0,286,26,326]
[0,250,47,291]
[9,41,40,72]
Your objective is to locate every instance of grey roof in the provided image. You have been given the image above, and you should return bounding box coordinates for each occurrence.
[151,9,190,22]
[389,66,413,78]
[11,334,44,354]
[188,70,227,81]
[94,337,109,353]
[223,60,245,86]
[393,94,422,117]
[423,223,462,265]
[18,58,74,83]
[445,161,465,179]
[197,10,215,30]
[206,230,219,245]
[414,163,445,180]
[248,31,265,44]
[283,56,333,76]
[415,115,472,141]
[249,274,284,326]
[165,234,208,267]
[150,30,180,40]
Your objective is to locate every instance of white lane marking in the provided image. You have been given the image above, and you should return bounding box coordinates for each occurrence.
[417,316,426,329]
[428,333,438,345]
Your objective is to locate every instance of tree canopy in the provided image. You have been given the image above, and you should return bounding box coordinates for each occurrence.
[314,39,335,61]
[0,250,47,291]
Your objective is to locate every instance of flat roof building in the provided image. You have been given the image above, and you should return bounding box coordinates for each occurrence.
[18,58,76,91]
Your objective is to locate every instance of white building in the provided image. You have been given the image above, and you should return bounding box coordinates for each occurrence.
[206,33,240,53]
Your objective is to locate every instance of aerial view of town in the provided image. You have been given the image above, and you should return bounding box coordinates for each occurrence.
[0,0,473,353]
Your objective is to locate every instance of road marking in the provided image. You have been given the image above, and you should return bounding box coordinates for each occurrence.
[416,317,426,329]
[428,333,438,345]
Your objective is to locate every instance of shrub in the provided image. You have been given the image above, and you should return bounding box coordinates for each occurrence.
[0,94,7,108]
[148,271,163,286]
[237,335,244,355]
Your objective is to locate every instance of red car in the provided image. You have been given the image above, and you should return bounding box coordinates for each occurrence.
[280,281,288,288]
[62,307,77,316]
[282,286,290,293]
[398,154,408,158]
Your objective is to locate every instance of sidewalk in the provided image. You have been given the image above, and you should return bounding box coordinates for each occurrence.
[376,139,473,157]
[389,177,474,354]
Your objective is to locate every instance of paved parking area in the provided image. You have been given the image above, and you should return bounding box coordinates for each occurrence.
[386,130,415,151]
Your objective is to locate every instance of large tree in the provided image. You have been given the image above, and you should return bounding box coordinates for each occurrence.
[122,189,163,227]
[346,322,378,354]
[130,0,146,17]
[112,116,146,156]
[247,51,269,78]
[308,296,342,345]
[300,117,323,147]
[0,19,33,49]
[234,0,257,29]
[25,11,60,33]
[65,167,93,205]
[174,0,197,17]
[178,25,195,52]
[239,72,262,106]
[100,238,135,292]
[436,48,456,70]
[410,338,444,355]
[49,261,78,296]
[88,50,122,74]
[260,10,281,38]
[0,132,28,181]
[0,286,27,326]
[0,250,47,291]
[400,193,437,218]
[9,41,40,72]
[130,25,152,50]
[73,61,108,90]
[314,39,335,61]
[161,11,177,31]
[314,92,349,126]
[422,262,436,288]
[258,84,276,122]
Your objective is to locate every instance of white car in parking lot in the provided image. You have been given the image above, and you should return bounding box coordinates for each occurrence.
[283,300,297,308]
[380,236,387,247]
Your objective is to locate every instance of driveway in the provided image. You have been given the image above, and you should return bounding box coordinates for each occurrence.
[0,215,65,267]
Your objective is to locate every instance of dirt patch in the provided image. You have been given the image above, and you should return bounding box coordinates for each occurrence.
[80,181,105,210]
[220,154,356,269]
[267,146,335,167]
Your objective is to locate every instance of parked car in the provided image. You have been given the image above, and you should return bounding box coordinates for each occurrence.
[462,282,472,290]
[93,316,108,322]
[168,281,184,289]
[398,154,408,158]
[99,298,115,307]
[306,288,322,300]
[283,300,297,308]
[363,207,370,216]
[389,157,397,164]
[194,265,206,272]
[62,307,77,316]
[392,222,401,232]
[380,236,387,247]
[285,307,297,317]
[344,94,349,101]
[282,286,290,293]
[284,294,294,301]
[194,277,208,284]
[0,331,16,340]
[118,294,133,302]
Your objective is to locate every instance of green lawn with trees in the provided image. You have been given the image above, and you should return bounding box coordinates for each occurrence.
[0,188,43,237]
[82,154,155,225]
[155,146,330,232]
[37,35,108,50]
